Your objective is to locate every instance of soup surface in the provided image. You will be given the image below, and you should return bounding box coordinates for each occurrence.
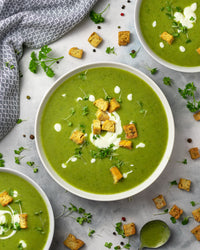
[40,67,168,194]
[0,172,50,250]
[140,0,200,67]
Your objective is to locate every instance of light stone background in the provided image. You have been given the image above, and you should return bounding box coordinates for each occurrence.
[1,0,200,249]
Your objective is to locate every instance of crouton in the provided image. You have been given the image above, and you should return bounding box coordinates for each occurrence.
[93,120,101,135]
[193,111,200,121]
[102,120,115,132]
[169,205,183,219]
[110,166,123,184]
[88,32,103,48]
[108,98,120,113]
[93,98,109,111]
[69,47,83,59]
[192,207,200,222]
[119,140,132,149]
[178,178,191,192]
[63,233,85,250]
[152,194,167,209]
[191,225,200,241]
[96,109,109,121]
[196,48,200,55]
[19,213,28,229]
[118,31,130,46]
[189,147,200,160]
[70,130,85,144]
[123,124,138,139]
[123,223,136,237]
[0,191,13,207]
[160,32,174,45]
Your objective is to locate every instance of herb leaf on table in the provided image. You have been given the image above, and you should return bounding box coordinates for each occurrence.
[90,4,110,24]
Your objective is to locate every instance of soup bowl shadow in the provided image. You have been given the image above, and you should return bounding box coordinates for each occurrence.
[0,168,54,249]
[35,61,175,201]
[134,0,200,73]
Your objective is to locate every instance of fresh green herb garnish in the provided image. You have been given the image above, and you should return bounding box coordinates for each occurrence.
[78,71,88,81]
[137,101,147,115]
[76,212,92,225]
[163,77,172,86]
[175,6,182,12]
[115,222,126,238]
[8,189,14,197]
[182,216,189,225]
[14,222,21,231]
[15,156,24,165]
[17,243,24,250]
[170,180,178,186]
[153,208,169,215]
[0,153,5,167]
[148,67,158,75]
[34,210,43,216]
[105,95,112,101]
[74,147,83,159]
[114,246,121,250]
[105,242,113,248]
[190,16,195,21]
[170,217,176,224]
[68,203,78,212]
[83,95,89,101]
[190,201,199,207]
[88,229,95,237]
[182,159,187,164]
[26,161,39,173]
[64,108,76,121]
[124,243,131,249]
[114,159,124,169]
[16,119,23,124]
[68,122,73,127]
[93,135,100,140]
[130,49,140,58]
[178,82,200,112]
[106,47,116,55]
[186,39,192,44]
[91,144,115,159]
[14,147,25,155]
[29,45,63,77]
[35,227,45,234]
[90,4,110,24]
[82,106,89,116]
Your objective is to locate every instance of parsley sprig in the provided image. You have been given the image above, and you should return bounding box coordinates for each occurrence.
[90,4,110,24]
[106,47,116,55]
[178,82,200,112]
[29,45,64,77]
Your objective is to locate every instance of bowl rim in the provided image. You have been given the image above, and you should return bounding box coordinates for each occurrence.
[134,0,200,73]
[35,61,175,201]
[0,168,54,249]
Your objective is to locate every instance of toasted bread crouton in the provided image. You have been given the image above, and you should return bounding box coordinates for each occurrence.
[194,111,200,121]
[0,191,13,207]
[189,147,200,159]
[69,47,83,59]
[88,32,103,48]
[160,32,174,45]
[96,109,109,121]
[119,140,132,149]
[70,130,85,144]
[63,233,85,250]
[191,225,200,241]
[123,124,138,139]
[19,213,28,229]
[93,98,109,111]
[93,120,101,135]
[102,120,115,132]
[196,48,200,55]
[152,194,167,209]
[123,223,136,237]
[169,205,183,219]
[192,207,200,222]
[108,98,120,113]
[110,166,123,184]
[118,31,130,46]
[178,178,191,192]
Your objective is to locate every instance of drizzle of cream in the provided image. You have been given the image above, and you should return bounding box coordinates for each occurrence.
[127,94,132,101]
[91,158,96,163]
[114,86,121,94]
[76,97,83,102]
[152,21,157,27]
[159,42,164,48]
[19,240,27,248]
[89,95,95,102]
[179,46,186,52]
[61,156,78,168]
[123,170,133,179]
[136,143,145,149]
[54,123,61,132]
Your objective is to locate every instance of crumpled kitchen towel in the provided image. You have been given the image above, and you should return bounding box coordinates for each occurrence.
[0,0,98,140]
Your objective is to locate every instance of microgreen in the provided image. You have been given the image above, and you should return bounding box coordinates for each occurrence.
[105,242,113,248]
[91,144,115,159]
[186,39,192,44]
[68,122,73,127]
[29,45,63,77]
[163,77,172,86]
[147,67,158,75]
[14,147,25,155]
[170,180,178,186]
[26,161,39,173]
[115,222,126,238]
[124,243,131,249]
[88,229,95,237]
[78,71,87,81]
[15,156,24,165]
[82,105,89,116]
[90,4,110,24]
[182,216,189,225]
[170,217,176,224]
[64,108,76,121]
[93,135,100,140]
[68,203,78,212]
[16,119,23,124]
[182,159,187,164]
[74,147,83,159]
[190,16,195,21]
[8,189,14,197]
[137,101,147,115]
[17,243,24,250]
[114,246,121,250]
[34,210,43,216]
[35,227,45,234]
[178,82,200,113]
[114,159,124,169]
[14,222,21,231]
[105,95,112,101]
[0,153,5,167]
[76,212,92,225]
[153,208,169,215]
[190,201,199,207]
[130,48,140,58]
[175,6,182,12]
[106,47,116,55]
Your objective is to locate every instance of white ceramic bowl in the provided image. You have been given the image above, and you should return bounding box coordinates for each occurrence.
[0,168,54,249]
[134,0,200,73]
[35,62,175,201]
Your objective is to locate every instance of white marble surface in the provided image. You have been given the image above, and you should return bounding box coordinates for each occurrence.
[1,0,200,249]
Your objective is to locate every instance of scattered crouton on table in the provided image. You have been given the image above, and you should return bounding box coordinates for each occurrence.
[169,204,183,219]
[178,178,191,192]
[152,194,167,209]
[88,32,103,48]
[68,47,83,59]
[191,225,200,241]
[118,31,130,46]
[63,233,85,250]
[189,147,200,160]
[123,223,136,237]
[192,207,200,222]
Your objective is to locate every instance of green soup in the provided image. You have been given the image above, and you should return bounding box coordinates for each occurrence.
[0,172,50,250]
[140,0,200,67]
[40,67,168,194]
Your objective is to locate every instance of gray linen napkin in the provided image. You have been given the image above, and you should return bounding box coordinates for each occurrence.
[0,0,97,140]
